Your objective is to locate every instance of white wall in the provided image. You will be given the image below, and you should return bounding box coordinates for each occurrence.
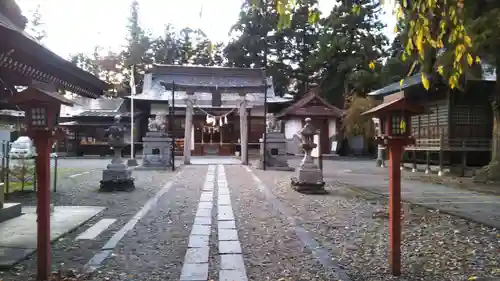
[328,119,337,138]
[284,118,302,139]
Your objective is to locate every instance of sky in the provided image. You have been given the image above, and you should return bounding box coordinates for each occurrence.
[16,0,396,59]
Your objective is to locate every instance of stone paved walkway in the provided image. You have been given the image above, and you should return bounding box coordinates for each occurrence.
[88,164,338,281]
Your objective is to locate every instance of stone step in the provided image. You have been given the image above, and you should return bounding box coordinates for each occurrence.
[0,203,22,223]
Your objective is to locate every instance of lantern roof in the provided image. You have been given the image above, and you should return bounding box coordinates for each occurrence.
[0,6,109,98]
[9,86,74,106]
[276,87,343,118]
[362,97,424,116]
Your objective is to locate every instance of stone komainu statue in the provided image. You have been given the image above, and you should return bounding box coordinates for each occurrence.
[266,113,282,133]
[148,114,167,132]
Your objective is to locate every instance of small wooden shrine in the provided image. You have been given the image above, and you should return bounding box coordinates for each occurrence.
[276,87,343,154]
[58,97,142,156]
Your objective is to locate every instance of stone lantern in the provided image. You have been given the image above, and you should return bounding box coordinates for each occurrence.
[99,115,135,192]
[291,117,325,193]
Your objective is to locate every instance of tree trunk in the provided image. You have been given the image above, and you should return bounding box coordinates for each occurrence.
[490,59,500,162]
[475,60,500,182]
[491,104,500,163]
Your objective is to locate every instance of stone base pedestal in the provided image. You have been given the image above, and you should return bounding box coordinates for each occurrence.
[137,132,172,170]
[291,177,326,194]
[291,162,325,194]
[258,132,294,171]
[127,158,139,167]
[0,203,22,223]
[100,162,135,192]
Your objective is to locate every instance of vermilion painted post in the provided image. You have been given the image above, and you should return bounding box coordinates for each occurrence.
[388,143,402,276]
[34,132,52,281]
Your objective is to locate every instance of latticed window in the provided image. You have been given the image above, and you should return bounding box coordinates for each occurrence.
[31,107,47,126]
[390,113,408,136]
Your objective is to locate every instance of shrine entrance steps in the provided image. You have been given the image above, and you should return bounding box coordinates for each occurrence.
[190,156,241,165]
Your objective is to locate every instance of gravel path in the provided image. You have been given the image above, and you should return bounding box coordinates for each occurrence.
[225,165,335,280]
[89,165,207,281]
[2,163,178,281]
[2,160,498,281]
[251,168,500,281]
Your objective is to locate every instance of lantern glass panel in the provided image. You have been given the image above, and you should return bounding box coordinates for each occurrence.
[31,107,47,126]
[389,112,409,136]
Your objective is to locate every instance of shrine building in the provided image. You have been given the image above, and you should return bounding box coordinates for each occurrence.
[126,64,291,159]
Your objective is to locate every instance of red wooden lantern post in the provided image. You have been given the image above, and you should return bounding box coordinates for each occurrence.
[9,86,72,281]
[363,97,423,276]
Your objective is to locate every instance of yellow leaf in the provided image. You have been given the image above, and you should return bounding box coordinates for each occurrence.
[421,73,430,90]
[464,35,472,47]
[475,56,481,63]
[394,25,398,34]
[468,277,478,280]
[467,54,473,66]
[437,65,444,75]
[449,76,457,89]
[369,61,375,70]
[400,119,406,131]
[400,79,404,88]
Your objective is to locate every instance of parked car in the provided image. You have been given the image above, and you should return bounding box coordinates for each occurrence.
[9,136,36,159]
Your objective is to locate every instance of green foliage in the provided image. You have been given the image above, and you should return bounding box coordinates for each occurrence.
[309,0,388,106]
[9,158,35,192]
[68,0,225,97]
[225,0,320,96]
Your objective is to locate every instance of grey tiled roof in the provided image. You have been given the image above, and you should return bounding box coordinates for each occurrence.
[152,74,264,88]
[0,10,36,42]
[60,97,124,117]
[75,111,140,118]
[130,75,289,106]
[368,74,422,97]
[368,68,496,97]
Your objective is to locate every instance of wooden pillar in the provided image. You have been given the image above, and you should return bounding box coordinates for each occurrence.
[461,141,467,177]
[388,143,403,276]
[438,134,444,176]
[183,93,194,164]
[34,131,52,281]
[239,93,248,165]
[411,151,417,172]
[425,150,431,174]
[376,144,385,167]
[247,108,251,163]
[400,150,405,170]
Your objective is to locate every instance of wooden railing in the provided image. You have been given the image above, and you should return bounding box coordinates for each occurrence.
[406,137,491,151]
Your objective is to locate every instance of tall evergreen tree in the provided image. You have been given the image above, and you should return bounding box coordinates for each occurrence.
[224,0,320,96]
[309,0,387,106]
[120,0,153,96]
[26,4,46,42]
